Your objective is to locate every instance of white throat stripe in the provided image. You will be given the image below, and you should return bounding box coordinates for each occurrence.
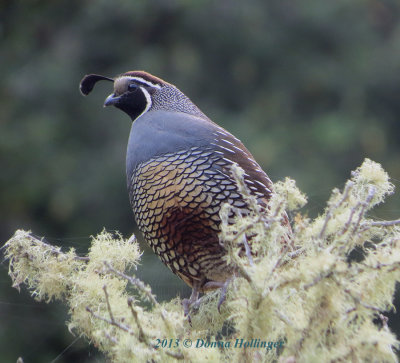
[136,87,152,120]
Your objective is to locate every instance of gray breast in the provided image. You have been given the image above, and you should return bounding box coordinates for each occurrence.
[126,110,218,182]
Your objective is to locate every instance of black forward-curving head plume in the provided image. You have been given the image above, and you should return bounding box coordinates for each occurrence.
[79,74,114,96]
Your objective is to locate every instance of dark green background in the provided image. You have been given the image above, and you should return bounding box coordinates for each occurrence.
[1,1,400,362]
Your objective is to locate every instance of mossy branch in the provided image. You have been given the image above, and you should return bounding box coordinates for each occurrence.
[4,159,400,362]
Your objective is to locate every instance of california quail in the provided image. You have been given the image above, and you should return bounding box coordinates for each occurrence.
[80,71,290,306]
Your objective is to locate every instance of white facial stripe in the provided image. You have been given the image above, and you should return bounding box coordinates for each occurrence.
[125,76,162,89]
[136,87,152,120]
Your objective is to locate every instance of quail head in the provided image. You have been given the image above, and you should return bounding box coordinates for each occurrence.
[80,71,291,309]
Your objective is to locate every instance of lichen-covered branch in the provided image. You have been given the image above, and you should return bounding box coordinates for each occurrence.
[4,159,400,362]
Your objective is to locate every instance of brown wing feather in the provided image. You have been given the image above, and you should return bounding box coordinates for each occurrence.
[211,126,273,201]
[211,126,294,251]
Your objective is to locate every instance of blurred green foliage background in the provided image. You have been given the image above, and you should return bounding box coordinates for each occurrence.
[1,0,400,362]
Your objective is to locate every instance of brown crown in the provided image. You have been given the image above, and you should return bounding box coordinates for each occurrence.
[122,71,169,86]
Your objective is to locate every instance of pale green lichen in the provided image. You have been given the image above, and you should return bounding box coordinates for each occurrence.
[4,159,400,362]
[273,177,308,212]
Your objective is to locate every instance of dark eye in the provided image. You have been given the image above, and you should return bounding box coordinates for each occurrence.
[128,83,138,91]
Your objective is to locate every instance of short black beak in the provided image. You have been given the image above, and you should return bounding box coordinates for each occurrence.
[104,93,121,107]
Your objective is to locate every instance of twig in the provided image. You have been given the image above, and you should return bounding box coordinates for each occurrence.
[303,270,334,290]
[162,349,184,360]
[331,276,383,313]
[351,186,376,234]
[345,307,357,314]
[231,164,263,215]
[104,262,158,306]
[86,306,133,334]
[236,262,253,284]
[159,308,176,337]
[271,245,288,271]
[262,246,289,298]
[361,219,400,230]
[274,308,296,328]
[339,205,358,236]
[319,209,333,239]
[127,297,148,344]
[241,234,254,267]
[230,210,255,268]
[104,332,118,344]
[379,313,389,329]
[86,285,135,335]
[103,285,115,323]
[225,213,281,249]
[343,288,382,313]
[75,256,90,261]
[292,299,321,354]
[271,200,285,219]
[360,261,400,273]
[319,181,354,239]
[6,232,90,262]
[287,248,304,259]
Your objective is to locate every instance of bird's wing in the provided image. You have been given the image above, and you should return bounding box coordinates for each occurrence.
[209,126,273,202]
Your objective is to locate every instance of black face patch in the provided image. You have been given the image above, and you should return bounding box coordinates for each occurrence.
[114,87,149,120]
